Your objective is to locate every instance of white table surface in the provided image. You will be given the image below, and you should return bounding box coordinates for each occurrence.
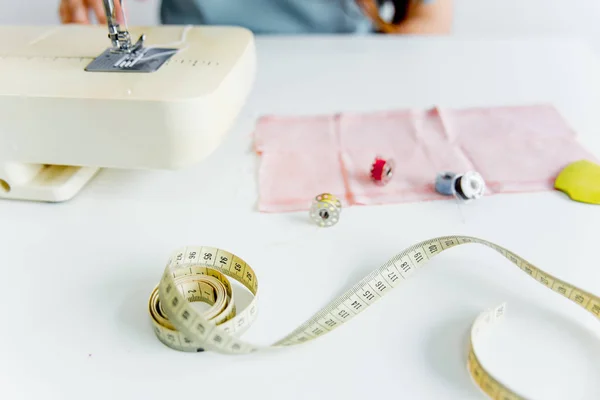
[2,36,600,400]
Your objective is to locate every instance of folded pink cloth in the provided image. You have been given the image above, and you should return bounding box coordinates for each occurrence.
[253,104,596,212]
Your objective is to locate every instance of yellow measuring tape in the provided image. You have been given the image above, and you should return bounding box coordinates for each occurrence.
[148,235,599,399]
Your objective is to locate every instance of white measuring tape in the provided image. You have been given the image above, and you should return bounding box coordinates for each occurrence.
[148,235,600,399]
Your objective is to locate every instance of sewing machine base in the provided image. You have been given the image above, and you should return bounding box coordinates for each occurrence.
[0,163,99,202]
[0,24,257,203]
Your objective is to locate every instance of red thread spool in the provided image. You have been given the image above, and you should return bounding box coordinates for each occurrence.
[370,157,394,185]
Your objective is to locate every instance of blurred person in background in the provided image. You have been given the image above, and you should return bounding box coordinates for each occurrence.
[58,0,452,35]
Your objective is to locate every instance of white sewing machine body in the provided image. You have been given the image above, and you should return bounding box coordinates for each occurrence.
[0,24,256,202]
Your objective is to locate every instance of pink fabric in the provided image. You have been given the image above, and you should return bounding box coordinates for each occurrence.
[253,104,597,212]
[253,115,348,212]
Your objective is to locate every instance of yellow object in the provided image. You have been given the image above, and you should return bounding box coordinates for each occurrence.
[555,159,600,204]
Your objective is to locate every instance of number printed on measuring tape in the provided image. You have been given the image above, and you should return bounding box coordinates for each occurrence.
[148,235,600,399]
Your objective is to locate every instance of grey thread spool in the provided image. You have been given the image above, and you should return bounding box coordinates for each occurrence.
[435,172,457,196]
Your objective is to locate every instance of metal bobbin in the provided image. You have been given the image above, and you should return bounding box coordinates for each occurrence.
[310,193,342,227]
[370,156,394,185]
[435,171,486,201]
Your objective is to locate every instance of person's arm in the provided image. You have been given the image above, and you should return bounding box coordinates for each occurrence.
[59,0,123,24]
[390,0,453,34]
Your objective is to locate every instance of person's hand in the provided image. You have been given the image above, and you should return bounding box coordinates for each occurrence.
[59,0,124,24]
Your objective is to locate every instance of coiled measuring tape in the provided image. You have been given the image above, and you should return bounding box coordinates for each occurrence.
[148,235,600,399]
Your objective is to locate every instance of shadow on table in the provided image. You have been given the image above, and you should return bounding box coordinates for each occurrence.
[424,314,484,398]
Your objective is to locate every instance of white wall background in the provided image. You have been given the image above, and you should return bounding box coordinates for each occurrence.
[1,0,600,54]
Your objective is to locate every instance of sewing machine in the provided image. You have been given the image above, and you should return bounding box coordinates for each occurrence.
[0,0,256,202]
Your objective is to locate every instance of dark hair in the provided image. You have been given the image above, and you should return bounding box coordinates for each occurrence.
[354,0,414,32]
[392,0,412,23]
[378,0,412,24]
